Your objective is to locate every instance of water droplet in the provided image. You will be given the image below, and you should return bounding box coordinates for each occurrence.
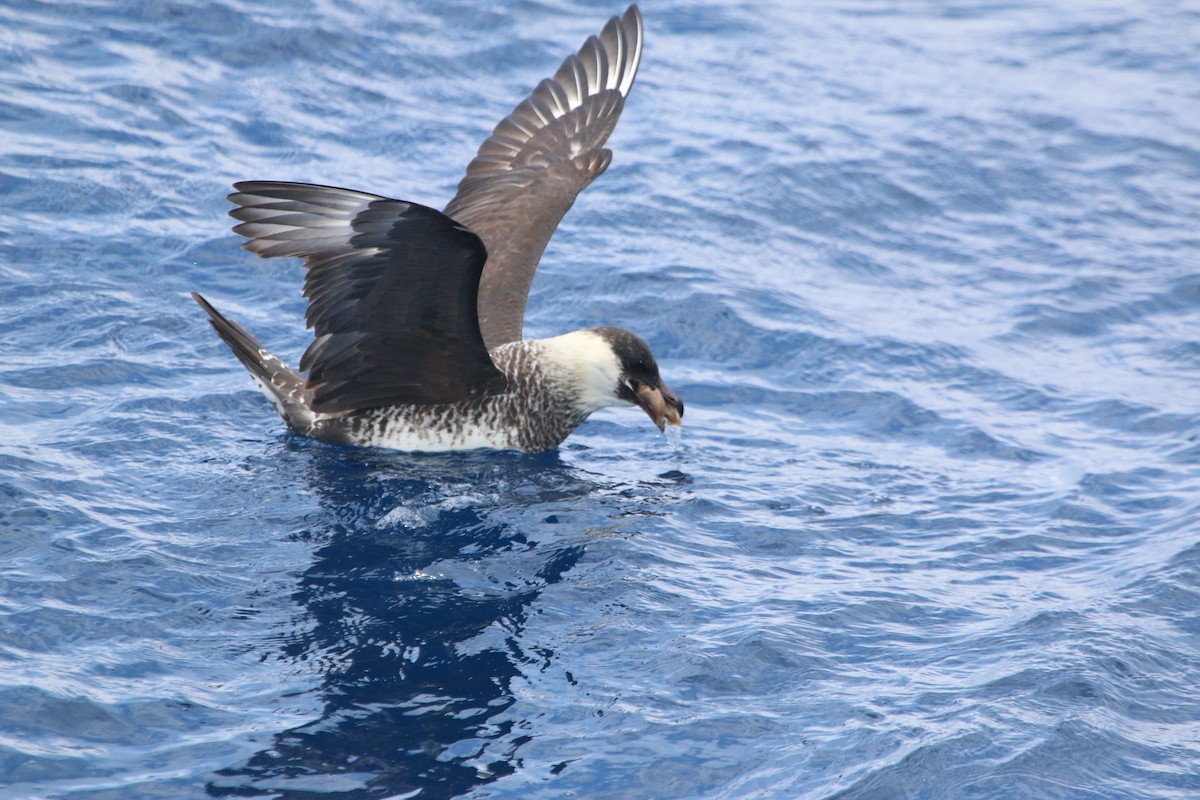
[663,423,683,450]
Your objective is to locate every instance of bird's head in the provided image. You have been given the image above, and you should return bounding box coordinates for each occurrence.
[544,327,683,432]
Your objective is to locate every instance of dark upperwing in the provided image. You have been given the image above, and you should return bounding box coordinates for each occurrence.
[227,181,507,414]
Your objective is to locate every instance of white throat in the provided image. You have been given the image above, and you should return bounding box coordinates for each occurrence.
[536,330,625,413]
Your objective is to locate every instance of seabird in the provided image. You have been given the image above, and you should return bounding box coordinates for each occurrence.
[191,4,682,453]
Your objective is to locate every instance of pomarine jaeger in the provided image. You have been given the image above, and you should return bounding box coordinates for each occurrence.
[191,4,682,453]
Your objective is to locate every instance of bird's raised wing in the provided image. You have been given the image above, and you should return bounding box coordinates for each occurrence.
[228,181,507,413]
[443,4,643,350]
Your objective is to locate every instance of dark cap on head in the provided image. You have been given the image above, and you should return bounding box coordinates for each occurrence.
[593,326,683,428]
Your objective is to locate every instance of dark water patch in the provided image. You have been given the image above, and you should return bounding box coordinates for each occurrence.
[200,452,605,798]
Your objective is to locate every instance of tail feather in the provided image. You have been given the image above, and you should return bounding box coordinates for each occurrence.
[191,292,314,432]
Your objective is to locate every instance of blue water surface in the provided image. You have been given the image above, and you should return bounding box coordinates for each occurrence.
[2,0,1199,797]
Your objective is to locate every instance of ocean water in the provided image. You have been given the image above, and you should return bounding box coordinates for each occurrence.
[2,0,1199,797]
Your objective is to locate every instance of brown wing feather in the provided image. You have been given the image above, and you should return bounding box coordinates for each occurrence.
[443,4,643,350]
[228,181,507,414]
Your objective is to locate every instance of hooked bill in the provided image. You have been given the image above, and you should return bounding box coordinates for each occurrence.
[636,383,683,431]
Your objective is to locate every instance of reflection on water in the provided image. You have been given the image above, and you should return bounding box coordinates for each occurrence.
[208,445,600,799]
